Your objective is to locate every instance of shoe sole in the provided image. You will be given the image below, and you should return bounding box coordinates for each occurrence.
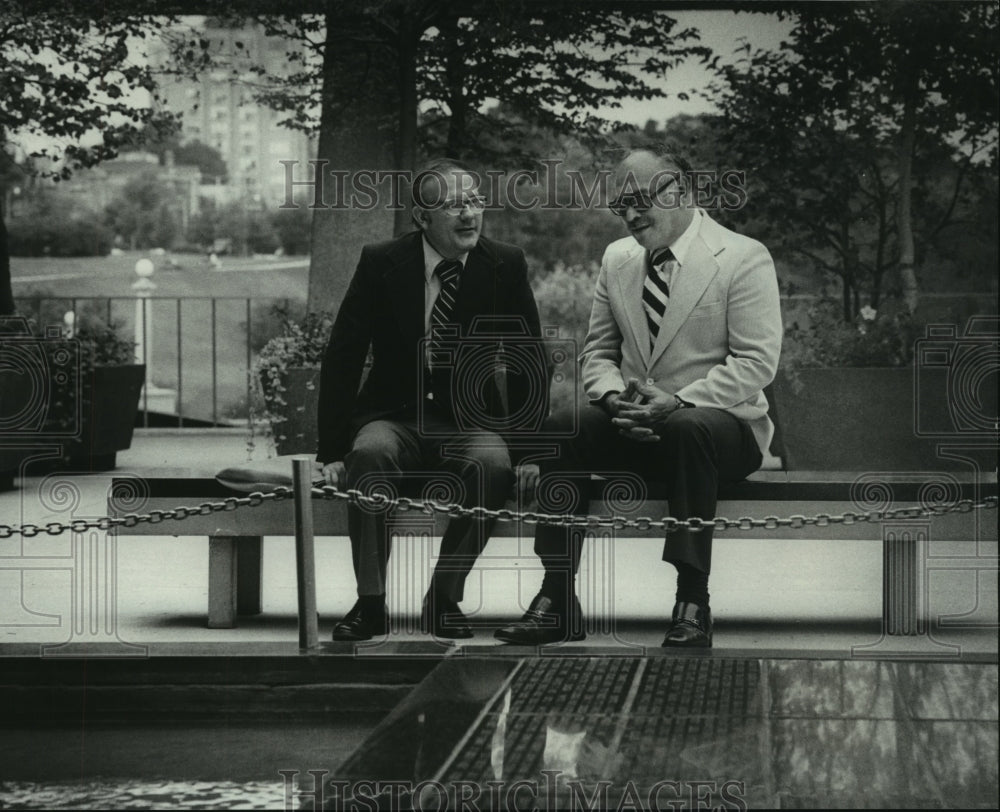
[419,621,474,640]
[493,630,587,645]
[331,625,390,643]
[660,639,712,648]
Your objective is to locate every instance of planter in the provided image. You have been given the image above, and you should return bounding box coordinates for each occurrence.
[771,367,975,471]
[0,364,145,479]
[259,366,320,456]
[61,364,146,471]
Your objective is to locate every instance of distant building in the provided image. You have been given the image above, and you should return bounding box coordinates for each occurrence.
[152,21,317,206]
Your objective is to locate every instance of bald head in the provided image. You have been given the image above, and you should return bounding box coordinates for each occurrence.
[611,149,694,252]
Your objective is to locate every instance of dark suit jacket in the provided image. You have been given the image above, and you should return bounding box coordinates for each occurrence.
[316,231,546,464]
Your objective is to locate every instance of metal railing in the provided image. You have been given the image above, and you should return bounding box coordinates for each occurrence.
[12,295,296,427]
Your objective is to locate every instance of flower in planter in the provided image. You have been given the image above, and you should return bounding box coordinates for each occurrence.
[781,297,922,392]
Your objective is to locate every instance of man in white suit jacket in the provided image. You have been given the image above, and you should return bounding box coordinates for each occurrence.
[496,146,782,647]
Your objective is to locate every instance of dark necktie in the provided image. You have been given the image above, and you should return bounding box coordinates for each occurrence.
[429,259,461,367]
[643,247,674,345]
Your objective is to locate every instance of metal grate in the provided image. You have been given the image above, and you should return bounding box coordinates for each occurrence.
[496,657,641,715]
[634,657,762,717]
[440,657,766,791]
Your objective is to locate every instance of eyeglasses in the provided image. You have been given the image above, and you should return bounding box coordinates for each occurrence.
[434,194,487,217]
[609,176,680,217]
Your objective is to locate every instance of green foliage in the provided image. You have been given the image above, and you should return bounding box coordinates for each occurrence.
[530,263,600,414]
[172,140,228,183]
[712,3,998,318]
[74,316,136,368]
[8,193,113,256]
[247,299,307,355]
[8,216,112,257]
[183,198,280,255]
[169,5,709,163]
[271,206,312,256]
[531,263,598,347]
[103,171,181,250]
[247,309,333,453]
[0,2,180,175]
[120,130,229,183]
[782,298,921,371]
[416,8,711,163]
[1,1,181,315]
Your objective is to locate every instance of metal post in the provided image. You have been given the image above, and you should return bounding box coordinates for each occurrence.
[293,456,319,650]
[211,298,218,425]
[176,299,183,427]
[133,258,155,428]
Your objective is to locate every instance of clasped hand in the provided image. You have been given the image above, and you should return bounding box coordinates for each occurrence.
[610,379,678,443]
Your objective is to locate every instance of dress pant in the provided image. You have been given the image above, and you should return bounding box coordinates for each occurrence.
[344,406,514,602]
[534,404,763,577]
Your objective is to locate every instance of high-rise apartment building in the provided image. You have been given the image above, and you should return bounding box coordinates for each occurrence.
[153,21,317,206]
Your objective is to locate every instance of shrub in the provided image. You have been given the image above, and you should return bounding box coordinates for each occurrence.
[8,216,112,256]
[782,297,922,369]
[247,311,335,455]
[531,263,599,348]
[271,206,312,255]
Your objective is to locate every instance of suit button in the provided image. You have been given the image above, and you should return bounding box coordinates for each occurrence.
[646,378,654,385]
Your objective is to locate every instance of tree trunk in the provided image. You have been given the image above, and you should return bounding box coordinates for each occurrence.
[393,12,419,237]
[442,16,467,156]
[0,131,16,316]
[0,207,13,317]
[896,69,920,313]
[306,5,399,315]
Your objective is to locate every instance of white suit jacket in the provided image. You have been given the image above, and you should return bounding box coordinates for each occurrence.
[581,211,782,455]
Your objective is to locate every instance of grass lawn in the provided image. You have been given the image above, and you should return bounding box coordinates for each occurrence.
[12,252,309,424]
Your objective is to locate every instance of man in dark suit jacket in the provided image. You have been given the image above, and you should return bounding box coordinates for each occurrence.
[317,159,546,642]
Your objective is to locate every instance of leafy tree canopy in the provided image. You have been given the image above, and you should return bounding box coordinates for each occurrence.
[0,0,181,314]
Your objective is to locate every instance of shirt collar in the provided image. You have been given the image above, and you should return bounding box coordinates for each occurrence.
[659,208,702,267]
[423,236,469,281]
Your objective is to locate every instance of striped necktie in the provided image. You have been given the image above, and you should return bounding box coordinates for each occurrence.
[643,247,674,345]
[429,259,461,367]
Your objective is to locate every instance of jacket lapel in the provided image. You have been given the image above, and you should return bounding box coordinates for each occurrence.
[383,233,425,343]
[452,239,499,328]
[648,232,720,367]
[614,246,651,366]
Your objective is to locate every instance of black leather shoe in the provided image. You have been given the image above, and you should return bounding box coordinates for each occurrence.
[420,594,473,639]
[661,601,712,648]
[494,593,586,645]
[331,600,389,642]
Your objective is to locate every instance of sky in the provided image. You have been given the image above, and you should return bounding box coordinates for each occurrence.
[610,10,795,125]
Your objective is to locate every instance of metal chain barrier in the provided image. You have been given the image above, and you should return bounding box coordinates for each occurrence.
[0,482,995,538]
[0,487,293,539]
[313,484,999,534]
